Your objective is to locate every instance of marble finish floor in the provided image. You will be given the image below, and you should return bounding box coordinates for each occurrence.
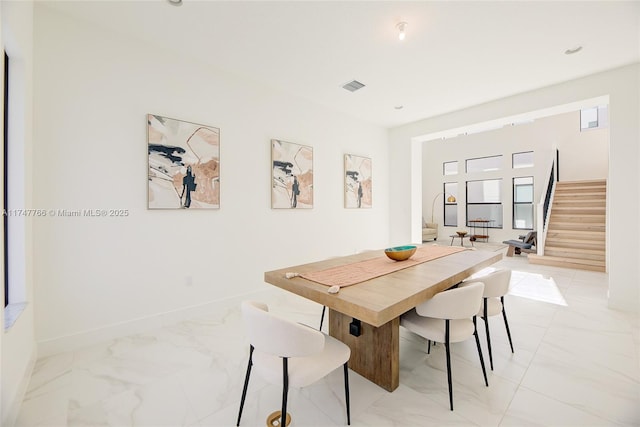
[16,254,640,426]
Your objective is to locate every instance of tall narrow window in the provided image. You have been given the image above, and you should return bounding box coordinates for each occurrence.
[443,182,457,227]
[4,52,9,307]
[466,179,503,228]
[513,177,534,229]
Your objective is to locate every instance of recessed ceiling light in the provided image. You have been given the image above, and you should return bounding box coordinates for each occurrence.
[394,105,404,110]
[168,0,183,6]
[565,46,582,55]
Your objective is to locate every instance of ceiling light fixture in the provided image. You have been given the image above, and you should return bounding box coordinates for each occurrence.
[396,22,408,41]
[394,105,404,110]
[168,0,183,6]
[564,46,582,55]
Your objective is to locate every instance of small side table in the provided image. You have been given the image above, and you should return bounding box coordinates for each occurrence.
[449,234,474,247]
[468,219,492,242]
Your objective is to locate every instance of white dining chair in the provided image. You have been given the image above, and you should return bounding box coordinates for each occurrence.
[461,268,513,370]
[400,282,488,410]
[237,301,351,426]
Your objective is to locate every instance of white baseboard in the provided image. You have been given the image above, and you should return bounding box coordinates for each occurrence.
[37,290,268,358]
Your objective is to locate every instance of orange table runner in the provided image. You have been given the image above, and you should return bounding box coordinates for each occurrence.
[301,245,467,287]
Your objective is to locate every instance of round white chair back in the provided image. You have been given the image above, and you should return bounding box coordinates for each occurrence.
[479,268,511,298]
[241,301,324,358]
[415,281,484,320]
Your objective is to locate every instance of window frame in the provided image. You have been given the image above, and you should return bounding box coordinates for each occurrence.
[443,161,458,176]
[443,182,457,227]
[4,52,9,308]
[465,179,503,229]
[513,176,534,230]
[465,155,502,173]
[512,151,534,169]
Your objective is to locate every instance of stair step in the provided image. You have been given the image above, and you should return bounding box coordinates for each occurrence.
[549,222,605,232]
[555,187,606,195]
[553,194,607,206]
[544,238,604,250]
[552,206,605,215]
[556,180,606,188]
[546,229,604,238]
[553,210,606,216]
[550,214,605,223]
[557,179,606,186]
[528,254,606,272]
[544,247,605,261]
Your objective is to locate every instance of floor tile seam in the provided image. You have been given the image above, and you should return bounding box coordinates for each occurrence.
[361,385,455,424]
[508,385,629,427]
[298,380,349,426]
[171,374,206,427]
[190,376,270,426]
[66,360,195,416]
[23,368,73,401]
[521,328,639,426]
[506,304,554,396]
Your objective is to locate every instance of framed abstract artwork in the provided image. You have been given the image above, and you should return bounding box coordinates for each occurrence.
[344,154,372,208]
[271,139,313,209]
[147,114,220,209]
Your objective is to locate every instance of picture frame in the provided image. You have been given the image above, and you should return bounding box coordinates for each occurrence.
[271,139,313,209]
[147,114,220,209]
[344,154,372,208]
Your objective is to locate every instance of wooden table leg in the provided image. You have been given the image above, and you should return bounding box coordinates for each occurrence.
[328,309,399,392]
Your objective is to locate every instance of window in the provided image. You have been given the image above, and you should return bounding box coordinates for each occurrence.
[443,161,458,175]
[513,177,534,229]
[466,179,503,228]
[443,182,457,227]
[3,52,8,308]
[3,50,27,321]
[512,151,534,169]
[466,155,502,173]
[580,105,609,131]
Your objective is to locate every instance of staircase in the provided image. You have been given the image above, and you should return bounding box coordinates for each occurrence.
[529,180,606,272]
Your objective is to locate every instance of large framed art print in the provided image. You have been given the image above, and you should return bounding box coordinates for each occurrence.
[147,114,220,209]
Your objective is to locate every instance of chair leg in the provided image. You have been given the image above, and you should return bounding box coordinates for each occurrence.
[501,296,514,353]
[483,298,494,371]
[427,339,431,354]
[473,316,488,387]
[320,306,326,331]
[343,363,351,425]
[445,319,453,411]
[236,345,254,426]
[281,357,289,427]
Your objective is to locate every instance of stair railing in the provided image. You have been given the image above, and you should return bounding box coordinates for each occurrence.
[536,149,558,255]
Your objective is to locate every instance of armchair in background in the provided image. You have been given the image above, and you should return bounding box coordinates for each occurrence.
[422,220,438,242]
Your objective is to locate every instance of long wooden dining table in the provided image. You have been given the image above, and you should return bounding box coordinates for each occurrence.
[263,245,502,392]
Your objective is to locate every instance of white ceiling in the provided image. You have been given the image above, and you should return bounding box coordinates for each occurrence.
[42,1,640,128]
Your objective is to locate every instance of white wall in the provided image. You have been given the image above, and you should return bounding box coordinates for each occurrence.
[422,110,609,243]
[390,64,640,313]
[32,5,389,351]
[1,1,37,425]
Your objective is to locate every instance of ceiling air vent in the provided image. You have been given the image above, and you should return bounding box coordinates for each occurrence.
[342,80,365,92]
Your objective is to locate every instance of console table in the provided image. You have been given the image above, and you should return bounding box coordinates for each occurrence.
[468,219,493,242]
